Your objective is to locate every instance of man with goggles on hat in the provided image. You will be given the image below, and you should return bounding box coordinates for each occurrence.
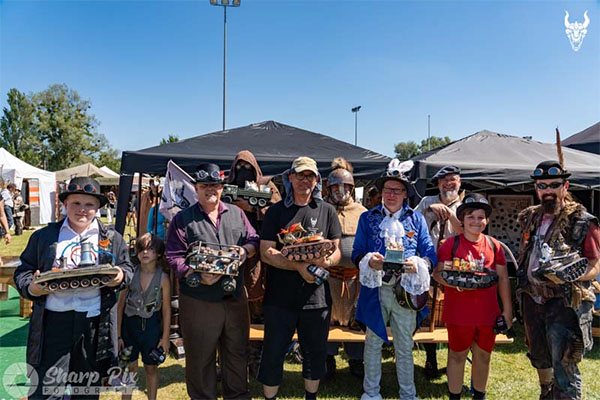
[516,161,600,399]
[352,160,436,400]
[165,163,259,400]
[415,165,463,379]
[258,157,342,400]
[14,176,134,399]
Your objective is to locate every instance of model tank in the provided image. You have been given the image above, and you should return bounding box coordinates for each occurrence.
[184,241,243,292]
[277,223,336,261]
[34,241,120,292]
[440,255,498,289]
[221,181,272,208]
[533,242,588,283]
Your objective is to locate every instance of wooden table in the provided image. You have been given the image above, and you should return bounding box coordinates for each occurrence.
[0,261,32,318]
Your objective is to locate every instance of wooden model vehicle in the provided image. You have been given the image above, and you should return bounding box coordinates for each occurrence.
[277,223,336,261]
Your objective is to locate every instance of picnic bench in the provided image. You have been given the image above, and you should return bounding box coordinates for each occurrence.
[249,324,514,344]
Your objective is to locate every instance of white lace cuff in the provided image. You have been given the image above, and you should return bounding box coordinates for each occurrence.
[359,252,384,288]
[400,256,431,295]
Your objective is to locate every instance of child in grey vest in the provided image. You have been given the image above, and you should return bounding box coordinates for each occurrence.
[117,233,171,400]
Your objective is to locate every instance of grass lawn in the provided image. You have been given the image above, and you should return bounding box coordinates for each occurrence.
[1,223,600,399]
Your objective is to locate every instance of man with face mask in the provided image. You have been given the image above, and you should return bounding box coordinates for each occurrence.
[516,161,599,400]
[226,151,282,376]
[323,157,367,381]
[415,165,463,379]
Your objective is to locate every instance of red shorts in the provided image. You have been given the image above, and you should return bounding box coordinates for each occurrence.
[447,324,496,353]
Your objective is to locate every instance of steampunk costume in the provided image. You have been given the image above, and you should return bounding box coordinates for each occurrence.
[14,177,134,400]
[324,159,367,379]
[517,162,599,400]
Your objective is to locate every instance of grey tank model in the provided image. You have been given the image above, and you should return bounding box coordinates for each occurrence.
[221,182,272,208]
[34,241,119,292]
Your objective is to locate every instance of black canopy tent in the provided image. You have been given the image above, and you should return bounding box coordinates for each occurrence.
[563,122,600,155]
[115,121,391,234]
[409,130,600,195]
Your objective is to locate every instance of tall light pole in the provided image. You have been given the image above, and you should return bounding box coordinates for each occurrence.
[427,114,431,151]
[210,0,241,131]
[352,106,361,145]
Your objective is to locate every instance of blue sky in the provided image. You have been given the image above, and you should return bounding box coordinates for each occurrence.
[1,0,598,159]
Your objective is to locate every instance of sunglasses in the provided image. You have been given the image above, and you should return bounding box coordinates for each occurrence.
[196,170,221,180]
[294,173,317,182]
[67,183,97,194]
[533,167,562,177]
[235,164,253,171]
[464,196,489,205]
[382,187,407,195]
[536,181,564,190]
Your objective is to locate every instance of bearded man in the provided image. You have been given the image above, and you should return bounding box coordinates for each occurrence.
[415,165,463,378]
[517,161,600,400]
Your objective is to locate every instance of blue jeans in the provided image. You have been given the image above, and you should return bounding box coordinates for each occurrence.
[363,284,417,400]
[4,205,13,229]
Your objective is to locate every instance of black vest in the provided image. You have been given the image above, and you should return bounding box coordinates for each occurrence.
[179,203,247,301]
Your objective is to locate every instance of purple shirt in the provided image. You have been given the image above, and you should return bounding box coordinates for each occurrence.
[166,201,259,279]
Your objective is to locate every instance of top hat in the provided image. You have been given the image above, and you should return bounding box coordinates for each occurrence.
[194,163,225,184]
[530,161,571,180]
[59,176,108,207]
[374,160,414,196]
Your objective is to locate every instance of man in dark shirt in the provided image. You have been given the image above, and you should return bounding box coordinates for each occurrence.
[165,163,259,400]
[258,157,342,400]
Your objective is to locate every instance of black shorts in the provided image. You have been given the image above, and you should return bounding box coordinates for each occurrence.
[122,313,161,366]
[258,305,330,386]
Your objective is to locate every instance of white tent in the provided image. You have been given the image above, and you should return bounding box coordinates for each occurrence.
[0,148,56,224]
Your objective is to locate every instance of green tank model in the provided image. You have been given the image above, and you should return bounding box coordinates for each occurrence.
[221,182,272,208]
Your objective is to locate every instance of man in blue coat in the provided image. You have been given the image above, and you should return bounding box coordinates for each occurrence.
[352,161,436,400]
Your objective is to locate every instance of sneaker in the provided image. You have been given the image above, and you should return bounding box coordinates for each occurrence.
[348,359,364,378]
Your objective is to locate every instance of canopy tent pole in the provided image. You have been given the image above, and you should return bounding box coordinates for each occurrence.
[115,174,134,235]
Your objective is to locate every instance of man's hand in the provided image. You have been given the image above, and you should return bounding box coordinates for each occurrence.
[28,270,50,296]
[106,266,124,287]
[118,338,125,353]
[403,257,418,274]
[4,233,11,245]
[311,255,331,269]
[502,310,513,330]
[429,204,452,221]
[296,263,316,284]
[200,272,221,286]
[368,253,384,271]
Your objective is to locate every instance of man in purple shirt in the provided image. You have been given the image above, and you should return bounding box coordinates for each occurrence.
[166,163,259,400]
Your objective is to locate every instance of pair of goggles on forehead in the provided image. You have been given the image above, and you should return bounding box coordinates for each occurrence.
[384,169,408,178]
[196,170,222,180]
[532,167,564,177]
[67,183,97,194]
[463,196,489,205]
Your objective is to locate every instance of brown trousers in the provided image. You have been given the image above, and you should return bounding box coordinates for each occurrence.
[180,292,250,400]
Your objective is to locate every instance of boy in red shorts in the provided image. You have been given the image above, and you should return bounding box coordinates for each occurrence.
[433,193,512,400]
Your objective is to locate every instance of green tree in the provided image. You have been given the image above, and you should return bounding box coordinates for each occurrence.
[394,141,420,160]
[394,136,452,160]
[32,83,122,171]
[160,134,179,145]
[0,88,42,166]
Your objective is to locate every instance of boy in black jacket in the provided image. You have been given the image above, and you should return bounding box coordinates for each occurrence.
[14,176,133,399]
